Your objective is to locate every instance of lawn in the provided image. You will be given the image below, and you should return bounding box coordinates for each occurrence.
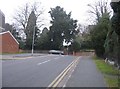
[93,56,119,88]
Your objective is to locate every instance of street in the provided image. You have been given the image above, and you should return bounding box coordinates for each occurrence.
[2,54,107,88]
[2,54,75,87]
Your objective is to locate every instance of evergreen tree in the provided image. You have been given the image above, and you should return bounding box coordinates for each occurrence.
[49,6,77,50]
[25,11,38,49]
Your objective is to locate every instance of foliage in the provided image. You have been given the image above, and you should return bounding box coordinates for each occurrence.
[104,30,118,59]
[49,6,78,50]
[5,23,25,49]
[77,30,92,49]
[90,13,110,57]
[88,0,111,24]
[5,23,12,31]
[5,23,19,39]
[111,2,120,36]
[104,2,120,66]
[35,27,51,50]
[13,2,44,30]
[25,11,38,49]
[86,0,112,57]
[71,40,81,52]
[13,2,44,50]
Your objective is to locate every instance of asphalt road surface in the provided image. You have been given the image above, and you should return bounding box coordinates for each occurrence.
[2,54,107,88]
[2,54,75,87]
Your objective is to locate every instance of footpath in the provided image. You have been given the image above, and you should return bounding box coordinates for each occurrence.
[66,56,107,88]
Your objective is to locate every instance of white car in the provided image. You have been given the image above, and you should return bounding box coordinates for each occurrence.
[49,50,64,55]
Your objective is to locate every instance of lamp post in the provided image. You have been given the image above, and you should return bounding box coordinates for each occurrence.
[31,25,36,56]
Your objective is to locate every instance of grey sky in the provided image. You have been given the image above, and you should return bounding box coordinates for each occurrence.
[0,0,111,27]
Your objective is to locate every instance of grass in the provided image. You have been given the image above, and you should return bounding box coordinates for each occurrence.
[93,56,119,88]
[105,76,118,87]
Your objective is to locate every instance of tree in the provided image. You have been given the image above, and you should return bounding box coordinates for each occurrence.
[71,40,81,52]
[87,0,111,57]
[49,6,78,50]
[90,13,110,57]
[5,23,12,32]
[25,11,38,49]
[5,23,25,49]
[5,23,20,40]
[13,2,44,30]
[76,24,92,50]
[70,33,83,52]
[104,1,120,66]
[88,0,111,24]
[13,2,44,50]
[35,27,51,50]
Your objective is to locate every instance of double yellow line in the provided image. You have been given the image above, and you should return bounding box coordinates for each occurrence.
[47,57,80,88]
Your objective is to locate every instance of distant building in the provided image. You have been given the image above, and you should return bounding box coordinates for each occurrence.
[0,31,19,53]
[0,9,5,32]
[0,10,19,53]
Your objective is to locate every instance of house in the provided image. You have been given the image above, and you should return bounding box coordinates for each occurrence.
[0,31,19,53]
[0,9,5,32]
[0,10,19,53]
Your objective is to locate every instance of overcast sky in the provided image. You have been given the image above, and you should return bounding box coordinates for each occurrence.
[0,0,111,27]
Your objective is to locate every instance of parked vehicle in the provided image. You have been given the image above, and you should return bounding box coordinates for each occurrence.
[49,50,64,55]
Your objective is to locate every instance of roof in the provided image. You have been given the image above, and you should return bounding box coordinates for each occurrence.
[0,31,19,44]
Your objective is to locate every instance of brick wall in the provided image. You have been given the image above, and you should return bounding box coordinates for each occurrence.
[0,32,19,53]
[73,51,95,56]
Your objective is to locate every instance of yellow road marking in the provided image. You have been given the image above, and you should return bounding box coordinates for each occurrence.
[47,59,75,87]
[47,57,80,88]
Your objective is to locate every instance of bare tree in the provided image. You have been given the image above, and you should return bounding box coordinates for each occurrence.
[87,0,111,24]
[31,2,44,28]
[13,2,44,30]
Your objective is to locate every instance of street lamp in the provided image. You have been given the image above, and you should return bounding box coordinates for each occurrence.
[31,25,36,56]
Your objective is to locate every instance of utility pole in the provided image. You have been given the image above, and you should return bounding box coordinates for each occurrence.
[31,26,36,56]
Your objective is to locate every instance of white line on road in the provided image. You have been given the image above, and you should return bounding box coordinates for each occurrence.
[37,60,51,65]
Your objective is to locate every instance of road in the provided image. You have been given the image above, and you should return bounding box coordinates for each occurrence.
[2,54,75,87]
[2,54,107,88]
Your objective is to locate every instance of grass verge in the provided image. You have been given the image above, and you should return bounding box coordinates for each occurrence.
[93,56,119,88]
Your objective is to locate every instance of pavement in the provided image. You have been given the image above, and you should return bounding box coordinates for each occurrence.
[66,56,107,87]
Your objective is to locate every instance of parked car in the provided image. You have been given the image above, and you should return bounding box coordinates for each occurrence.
[49,50,64,55]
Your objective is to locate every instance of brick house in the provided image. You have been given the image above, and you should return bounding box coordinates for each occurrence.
[0,31,19,53]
